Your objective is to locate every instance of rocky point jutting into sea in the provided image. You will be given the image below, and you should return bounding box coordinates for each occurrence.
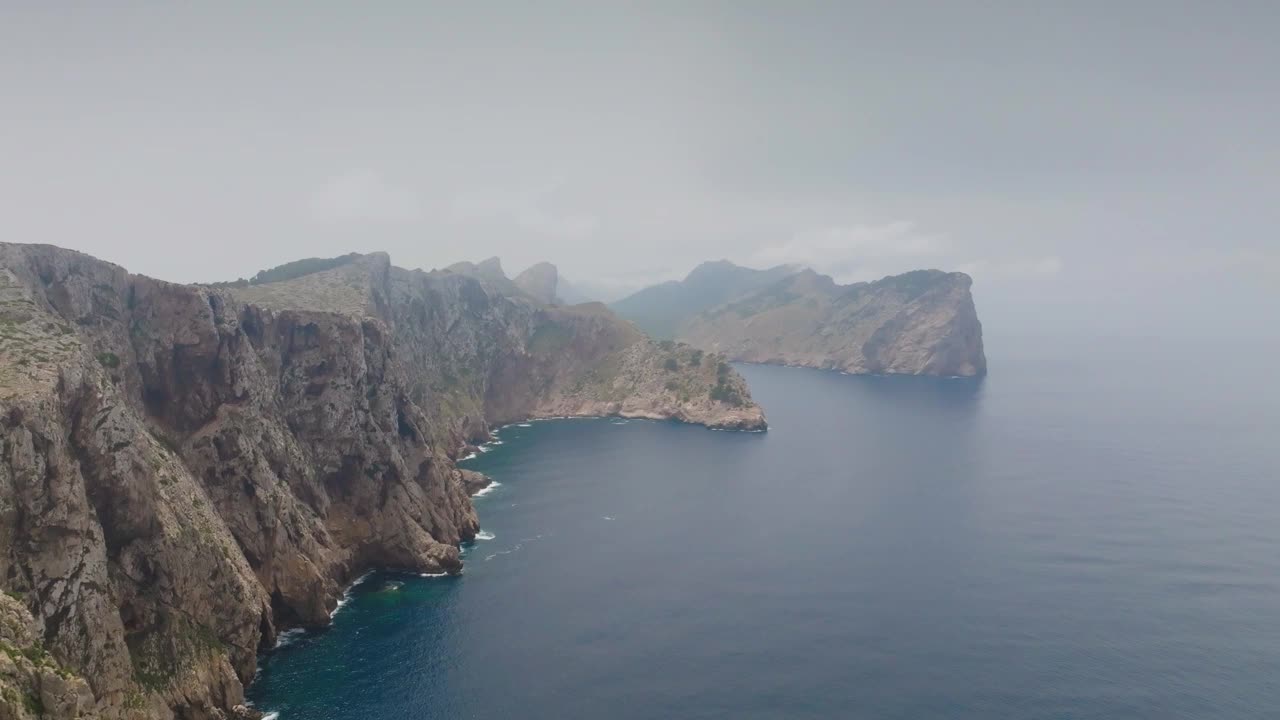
[0,244,763,720]
[613,261,987,377]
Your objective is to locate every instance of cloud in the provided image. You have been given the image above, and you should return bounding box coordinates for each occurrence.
[958,256,1065,278]
[308,171,421,223]
[451,182,598,239]
[745,221,948,281]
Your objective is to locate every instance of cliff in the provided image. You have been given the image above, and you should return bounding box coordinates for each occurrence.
[633,264,986,377]
[0,244,763,719]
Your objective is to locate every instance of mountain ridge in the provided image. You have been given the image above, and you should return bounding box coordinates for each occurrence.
[609,260,800,339]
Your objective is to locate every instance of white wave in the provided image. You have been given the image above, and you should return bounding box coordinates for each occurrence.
[602,516,615,521]
[460,452,477,461]
[471,481,501,497]
[475,530,495,540]
[477,445,491,453]
[483,534,547,561]
[517,423,532,427]
[273,628,307,649]
[261,713,280,720]
[419,572,449,578]
[330,571,373,619]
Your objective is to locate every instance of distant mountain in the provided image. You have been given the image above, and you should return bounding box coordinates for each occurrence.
[513,262,559,304]
[678,267,986,377]
[609,260,800,339]
[445,256,524,296]
[555,275,600,305]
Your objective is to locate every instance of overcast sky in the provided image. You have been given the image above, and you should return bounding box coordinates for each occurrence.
[2,2,1277,336]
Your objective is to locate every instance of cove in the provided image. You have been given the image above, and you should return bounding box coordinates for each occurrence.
[248,340,1280,719]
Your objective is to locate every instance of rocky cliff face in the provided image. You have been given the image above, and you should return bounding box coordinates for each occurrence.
[0,593,97,720]
[0,244,763,720]
[678,268,987,377]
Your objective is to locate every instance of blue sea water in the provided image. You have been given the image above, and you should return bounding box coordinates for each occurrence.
[248,335,1280,719]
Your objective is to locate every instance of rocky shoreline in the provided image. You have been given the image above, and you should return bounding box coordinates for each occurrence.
[0,244,764,720]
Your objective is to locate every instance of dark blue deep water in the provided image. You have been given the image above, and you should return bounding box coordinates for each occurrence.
[249,336,1280,719]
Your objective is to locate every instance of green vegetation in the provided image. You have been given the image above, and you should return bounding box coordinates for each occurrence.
[709,361,747,407]
[723,288,800,318]
[148,429,181,455]
[126,618,228,693]
[216,253,363,287]
[529,323,574,355]
[123,690,148,710]
[688,349,703,367]
[0,639,74,680]
[884,269,944,298]
[663,357,680,372]
[96,351,121,369]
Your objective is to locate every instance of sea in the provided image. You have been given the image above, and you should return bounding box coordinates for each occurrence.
[248,333,1280,719]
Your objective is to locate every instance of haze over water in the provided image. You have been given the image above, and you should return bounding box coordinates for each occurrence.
[249,333,1280,719]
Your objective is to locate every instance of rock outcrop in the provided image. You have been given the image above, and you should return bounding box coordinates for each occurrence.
[0,244,764,719]
[0,593,97,720]
[457,470,492,497]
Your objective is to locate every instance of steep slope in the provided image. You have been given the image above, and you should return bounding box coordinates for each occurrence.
[0,593,98,720]
[609,261,799,339]
[679,268,986,377]
[0,244,763,720]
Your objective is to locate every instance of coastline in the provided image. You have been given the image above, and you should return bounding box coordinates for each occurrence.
[248,410,764,718]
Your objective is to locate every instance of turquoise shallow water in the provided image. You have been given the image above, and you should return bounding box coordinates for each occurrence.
[248,336,1280,719]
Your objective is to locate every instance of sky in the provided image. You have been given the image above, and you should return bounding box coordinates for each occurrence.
[2,1,1277,337]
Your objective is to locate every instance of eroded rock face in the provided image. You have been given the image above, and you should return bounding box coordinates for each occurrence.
[0,593,98,720]
[678,269,987,377]
[0,244,764,719]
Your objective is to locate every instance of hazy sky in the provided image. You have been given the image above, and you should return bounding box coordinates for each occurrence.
[3,2,1277,335]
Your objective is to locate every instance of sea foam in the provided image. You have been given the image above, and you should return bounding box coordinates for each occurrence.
[472,481,501,498]
[330,571,373,619]
[273,628,307,649]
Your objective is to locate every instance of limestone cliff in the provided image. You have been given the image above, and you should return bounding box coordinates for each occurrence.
[675,267,986,377]
[0,244,763,720]
[0,593,97,720]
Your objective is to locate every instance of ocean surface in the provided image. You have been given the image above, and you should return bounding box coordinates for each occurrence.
[248,335,1280,719]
